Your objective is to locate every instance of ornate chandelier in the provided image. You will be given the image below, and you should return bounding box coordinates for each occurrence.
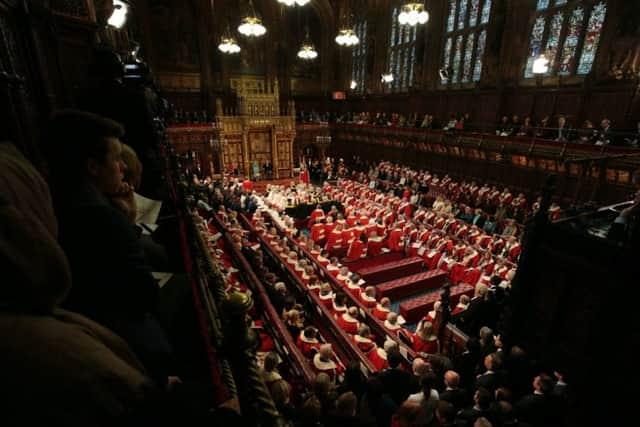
[398,3,429,26]
[298,43,318,59]
[277,0,310,6]
[238,0,266,37]
[335,29,359,47]
[218,36,241,54]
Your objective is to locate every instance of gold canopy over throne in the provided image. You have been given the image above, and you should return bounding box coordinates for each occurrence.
[216,77,296,179]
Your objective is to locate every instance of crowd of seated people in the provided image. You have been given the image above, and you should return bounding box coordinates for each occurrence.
[312,109,639,147]
[189,178,571,427]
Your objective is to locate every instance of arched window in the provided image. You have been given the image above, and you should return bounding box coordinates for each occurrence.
[441,0,492,85]
[387,3,418,91]
[524,0,607,78]
[351,20,368,94]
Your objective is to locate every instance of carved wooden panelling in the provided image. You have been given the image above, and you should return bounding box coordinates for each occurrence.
[248,130,272,166]
[277,140,291,176]
[223,140,244,171]
[50,0,95,21]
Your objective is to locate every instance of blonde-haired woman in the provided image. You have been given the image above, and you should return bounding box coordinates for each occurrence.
[412,320,440,354]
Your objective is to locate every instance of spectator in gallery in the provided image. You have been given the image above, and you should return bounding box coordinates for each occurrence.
[496,116,512,136]
[577,119,597,144]
[553,115,569,142]
[517,116,534,137]
[534,115,551,139]
[511,115,522,136]
[595,118,614,145]
[624,121,640,147]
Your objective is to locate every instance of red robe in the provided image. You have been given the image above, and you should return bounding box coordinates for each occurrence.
[347,240,367,259]
[337,313,360,335]
[388,229,404,252]
[296,333,321,358]
[412,336,439,354]
[352,335,376,354]
[367,348,389,371]
[310,223,326,244]
[325,231,343,250]
[372,304,391,321]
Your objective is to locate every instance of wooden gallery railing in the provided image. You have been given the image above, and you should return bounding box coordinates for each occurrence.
[328,124,640,205]
[209,213,316,389]
[161,129,237,409]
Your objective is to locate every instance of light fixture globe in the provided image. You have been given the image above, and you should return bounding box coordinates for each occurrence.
[218,37,241,54]
[335,29,359,47]
[108,0,129,29]
[277,0,310,5]
[398,3,429,26]
[381,73,394,83]
[350,80,357,90]
[238,16,267,37]
[297,43,318,59]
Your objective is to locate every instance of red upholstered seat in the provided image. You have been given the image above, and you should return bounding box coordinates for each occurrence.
[376,270,447,301]
[398,282,475,324]
[358,256,424,285]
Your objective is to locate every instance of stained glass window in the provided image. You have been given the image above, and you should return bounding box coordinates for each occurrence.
[442,0,492,85]
[442,37,453,84]
[351,20,368,94]
[452,35,463,82]
[578,1,606,74]
[524,1,608,78]
[525,16,547,78]
[387,2,419,91]
[558,7,584,75]
[447,0,457,32]
[469,0,480,27]
[473,30,486,82]
[543,12,564,73]
[457,0,468,30]
[481,0,492,24]
[461,35,475,82]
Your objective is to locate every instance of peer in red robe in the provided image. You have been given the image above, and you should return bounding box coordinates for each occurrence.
[388,227,404,252]
[337,309,360,335]
[347,233,368,259]
[296,327,321,358]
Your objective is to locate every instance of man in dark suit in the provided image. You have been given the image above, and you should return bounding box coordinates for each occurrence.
[475,353,504,392]
[456,387,493,427]
[460,284,490,336]
[595,118,615,145]
[440,370,469,410]
[44,110,174,385]
[379,349,414,405]
[515,374,556,427]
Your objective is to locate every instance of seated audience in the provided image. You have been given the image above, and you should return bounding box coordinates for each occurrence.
[43,110,175,385]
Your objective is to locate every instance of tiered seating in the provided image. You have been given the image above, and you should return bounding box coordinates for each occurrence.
[376,270,447,301]
[258,211,421,367]
[357,256,424,285]
[237,214,378,375]
[399,283,474,324]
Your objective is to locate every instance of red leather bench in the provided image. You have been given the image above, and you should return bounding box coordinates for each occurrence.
[377,270,447,301]
[358,256,424,285]
[399,283,475,324]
